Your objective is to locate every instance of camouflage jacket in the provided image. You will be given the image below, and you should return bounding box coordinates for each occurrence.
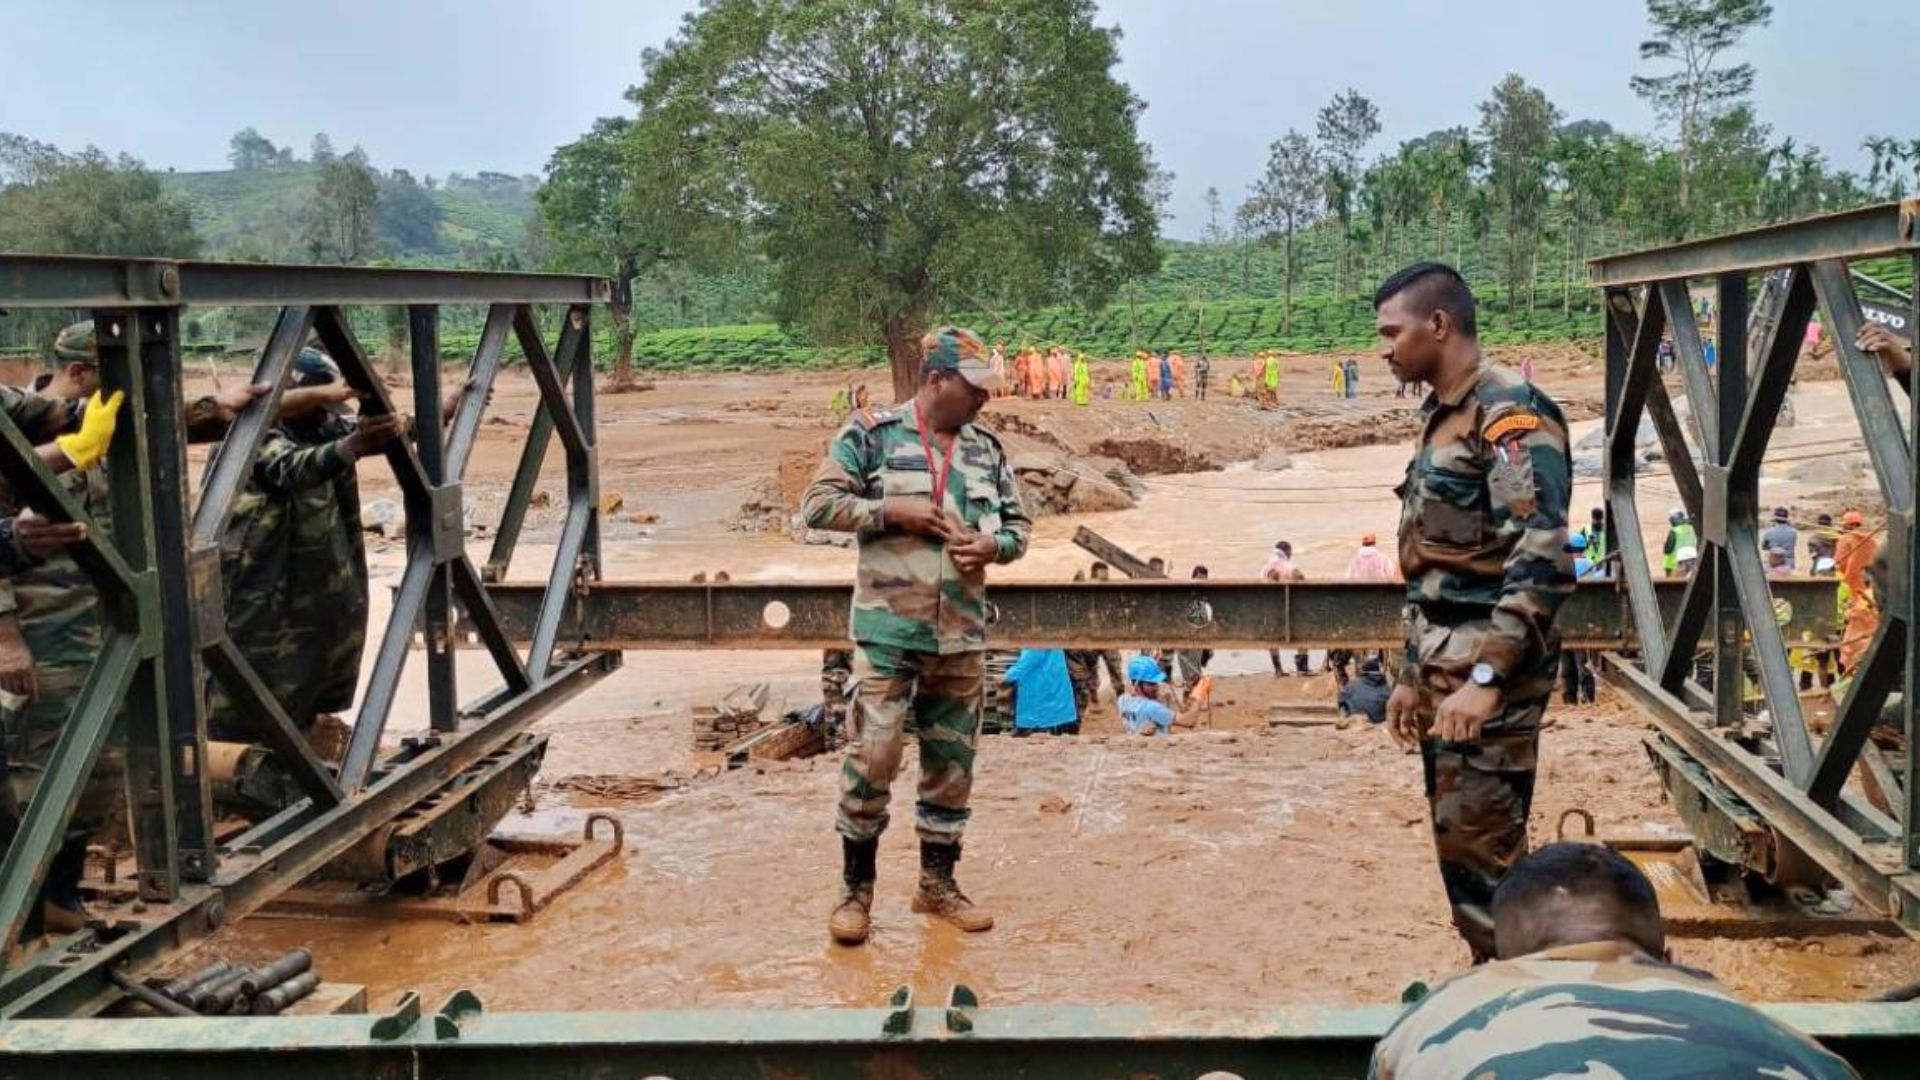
[210,415,368,733]
[802,404,1030,654]
[1369,940,1857,1079]
[1395,363,1573,689]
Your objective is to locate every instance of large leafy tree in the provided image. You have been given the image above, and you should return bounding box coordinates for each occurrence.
[560,0,1162,398]
[538,117,648,387]
[0,136,201,351]
[0,137,199,257]
[304,148,380,263]
[1239,130,1323,333]
[1479,75,1560,314]
[1631,0,1773,213]
[1314,89,1380,301]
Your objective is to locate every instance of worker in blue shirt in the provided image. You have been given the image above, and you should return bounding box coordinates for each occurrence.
[1561,535,1597,704]
[1002,648,1078,736]
[1117,655,1207,736]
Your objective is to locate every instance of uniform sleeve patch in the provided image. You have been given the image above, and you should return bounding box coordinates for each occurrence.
[1482,411,1540,443]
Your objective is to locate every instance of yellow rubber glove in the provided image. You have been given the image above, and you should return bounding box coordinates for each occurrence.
[55,390,125,471]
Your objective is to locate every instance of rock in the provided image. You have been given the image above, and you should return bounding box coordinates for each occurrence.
[599,491,626,515]
[1252,448,1292,472]
[1786,456,1865,486]
[360,498,400,535]
[1064,471,1135,513]
[530,490,553,509]
[630,510,660,525]
[1037,795,1073,814]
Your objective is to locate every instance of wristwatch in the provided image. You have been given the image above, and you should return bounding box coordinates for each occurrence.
[1470,662,1501,688]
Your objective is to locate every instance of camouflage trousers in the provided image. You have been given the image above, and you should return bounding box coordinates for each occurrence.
[836,643,983,847]
[1409,606,1553,959]
[1,661,126,844]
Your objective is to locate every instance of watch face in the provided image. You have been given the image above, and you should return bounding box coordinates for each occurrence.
[1471,662,1495,686]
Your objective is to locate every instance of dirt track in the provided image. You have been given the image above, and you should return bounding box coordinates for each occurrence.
[203,343,1920,1010]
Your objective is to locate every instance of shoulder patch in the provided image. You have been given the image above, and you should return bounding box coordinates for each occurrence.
[1482,411,1541,443]
[855,407,903,431]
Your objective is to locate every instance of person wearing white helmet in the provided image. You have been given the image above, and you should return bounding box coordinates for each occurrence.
[1662,508,1699,578]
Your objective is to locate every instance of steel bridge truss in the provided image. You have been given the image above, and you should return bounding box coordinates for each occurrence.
[1589,200,1920,932]
[0,255,616,1017]
[3,230,1919,1070]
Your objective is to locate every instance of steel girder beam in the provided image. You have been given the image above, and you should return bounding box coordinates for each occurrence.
[468,579,1841,651]
[1588,200,1920,286]
[1,997,1916,1078]
[0,254,608,308]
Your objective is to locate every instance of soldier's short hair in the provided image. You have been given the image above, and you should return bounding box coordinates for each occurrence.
[1492,842,1664,959]
[1373,262,1477,338]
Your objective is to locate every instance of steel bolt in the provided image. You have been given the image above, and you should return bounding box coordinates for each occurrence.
[159,265,180,296]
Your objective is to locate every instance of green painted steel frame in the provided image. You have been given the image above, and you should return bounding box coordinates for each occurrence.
[0,256,618,1016]
[1591,201,1920,933]
[3,997,1919,1078]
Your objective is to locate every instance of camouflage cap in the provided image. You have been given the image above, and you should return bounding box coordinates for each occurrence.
[921,326,1003,391]
[53,320,97,363]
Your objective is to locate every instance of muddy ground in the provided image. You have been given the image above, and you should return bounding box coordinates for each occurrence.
[201,342,1919,1010]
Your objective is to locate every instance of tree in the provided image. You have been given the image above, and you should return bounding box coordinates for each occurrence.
[1240,130,1323,333]
[565,0,1162,399]
[1314,88,1380,300]
[310,132,337,164]
[1631,0,1773,213]
[1479,74,1560,313]
[0,139,200,351]
[228,127,282,171]
[1201,185,1230,296]
[305,155,380,262]
[376,168,444,254]
[0,143,200,257]
[539,116,647,386]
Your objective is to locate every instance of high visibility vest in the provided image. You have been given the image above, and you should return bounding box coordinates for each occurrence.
[1664,523,1699,575]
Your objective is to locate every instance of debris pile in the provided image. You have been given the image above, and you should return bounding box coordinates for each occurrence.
[692,682,772,751]
[1009,449,1141,516]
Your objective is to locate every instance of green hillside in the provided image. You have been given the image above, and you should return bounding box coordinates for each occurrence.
[158,166,534,264]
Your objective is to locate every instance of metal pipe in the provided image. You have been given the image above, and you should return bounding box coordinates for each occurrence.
[182,967,252,1014]
[105,970,198,1019]
[159,960,231,1002]
[250,971,320,1016]
[238,950,311,997]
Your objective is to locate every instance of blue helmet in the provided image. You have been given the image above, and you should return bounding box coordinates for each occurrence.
[1567,533,1589,552]
[1126,655,1167,685]
[293,347,342,387]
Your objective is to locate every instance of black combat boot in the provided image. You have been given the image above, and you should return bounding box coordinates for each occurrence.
[911,841,993,932]
[829,837,878,945]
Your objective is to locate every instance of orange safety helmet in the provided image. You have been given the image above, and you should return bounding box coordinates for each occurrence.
[1842,510,1865,529]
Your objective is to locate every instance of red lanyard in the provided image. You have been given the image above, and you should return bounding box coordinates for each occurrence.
[913,400,958,510]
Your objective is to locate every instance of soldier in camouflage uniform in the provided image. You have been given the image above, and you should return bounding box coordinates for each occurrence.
[801,326,1027,946]
[0,321,132,933]
[208,349,400,744]
[1371,842,1855,1078]
[1374,265,1574,962]
[1,320,281,931]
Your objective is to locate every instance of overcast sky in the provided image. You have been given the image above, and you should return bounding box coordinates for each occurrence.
[3,0,1914,238]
